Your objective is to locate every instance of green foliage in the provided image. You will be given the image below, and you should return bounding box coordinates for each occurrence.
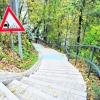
[14,34,38,70]
[92,81,100,99]
[84,26,100,45]
[18,50,37,70]
[27,0,43,25]
[0,0,8,24]
[79,49,91,59]
[26,26,36,41]
[0,47,5,60]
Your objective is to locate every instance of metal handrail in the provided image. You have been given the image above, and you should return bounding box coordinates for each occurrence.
[65,51,100,76]
[65,44,100,77]
[68,44,100,49]
[36,39,100,77]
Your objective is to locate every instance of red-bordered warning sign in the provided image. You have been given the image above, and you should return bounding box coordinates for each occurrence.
[0,5,25,32]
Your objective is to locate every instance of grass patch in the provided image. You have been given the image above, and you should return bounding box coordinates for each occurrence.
[0,42,38,72]
[18,48,38,70]
[14,44,38,70]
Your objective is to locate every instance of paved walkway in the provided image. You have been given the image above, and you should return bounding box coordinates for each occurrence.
[32,43,87,99]
[0,43,87,100]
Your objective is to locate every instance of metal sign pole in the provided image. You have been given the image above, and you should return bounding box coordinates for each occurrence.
[18,31,23,58]
[10,33,15,63]
[15,0,23,59]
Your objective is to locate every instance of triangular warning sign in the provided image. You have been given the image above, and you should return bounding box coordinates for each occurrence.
[0,5,25,32]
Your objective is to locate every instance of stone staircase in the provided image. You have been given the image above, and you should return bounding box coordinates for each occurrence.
[0,43,87,100]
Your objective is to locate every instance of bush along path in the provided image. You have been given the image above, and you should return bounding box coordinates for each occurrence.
[0,43,87,100]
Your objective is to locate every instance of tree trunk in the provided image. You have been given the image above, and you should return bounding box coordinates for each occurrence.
[77,0,85,43]
[77,9,82,43]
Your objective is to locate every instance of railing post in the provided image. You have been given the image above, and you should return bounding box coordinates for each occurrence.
[88,47,95,77]
[75,45,79,65]
[67,47,70,61]
[64,39,67,54]
[64,39,70,61]
[60,43,62,52]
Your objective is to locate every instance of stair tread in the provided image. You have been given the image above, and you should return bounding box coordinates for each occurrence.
[38,69,81,75]
[21,77,86,97]
[7,80,57,100]
[0,82,19,100]
[30,74,85,84]
[36,71,83,79]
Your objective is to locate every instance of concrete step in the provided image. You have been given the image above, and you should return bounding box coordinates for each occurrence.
[39,65,77,70]
[43,53,67,59]
[21,77,86,98]
[35,71,83,79]
[41,60,71,67]
[29,74,85,84]
[21,77,68,100]
[30,75,86,91]
[41,60,73,66]
[38,68,80,75]
[40,48,59,54]
[7,80,57,100]
[0,82,19,100]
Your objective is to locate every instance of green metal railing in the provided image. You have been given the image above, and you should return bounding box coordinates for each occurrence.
[38,39,100,78]
[64,44,100,77]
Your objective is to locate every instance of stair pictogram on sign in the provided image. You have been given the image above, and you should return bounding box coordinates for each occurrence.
[0,5,25,32]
